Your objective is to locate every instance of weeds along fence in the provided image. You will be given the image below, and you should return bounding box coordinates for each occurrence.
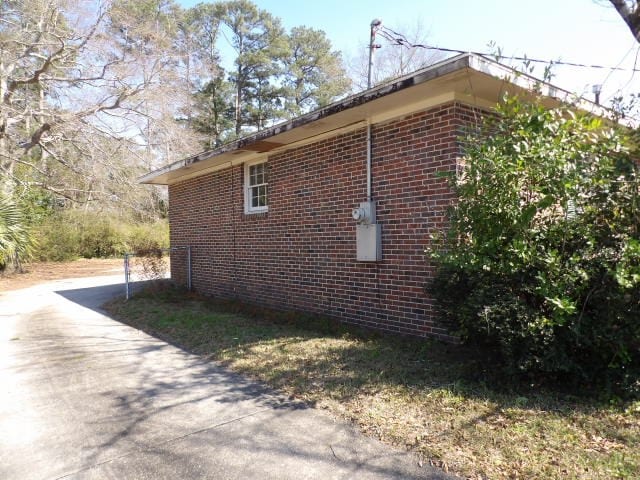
[123,246,191,300]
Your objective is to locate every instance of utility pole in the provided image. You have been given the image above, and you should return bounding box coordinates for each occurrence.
[367,19,382,89]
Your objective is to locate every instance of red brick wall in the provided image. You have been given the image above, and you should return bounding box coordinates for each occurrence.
[168,101,483,340]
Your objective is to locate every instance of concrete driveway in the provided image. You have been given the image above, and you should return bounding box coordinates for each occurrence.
[0,275,453,480]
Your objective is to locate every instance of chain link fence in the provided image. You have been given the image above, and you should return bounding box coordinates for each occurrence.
[123,246,191,299]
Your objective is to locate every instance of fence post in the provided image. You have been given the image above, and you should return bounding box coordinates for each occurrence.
[124,253,130,300]
[187,245,192,291]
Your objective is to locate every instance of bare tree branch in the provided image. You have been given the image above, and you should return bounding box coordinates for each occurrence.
[19,122,51,151]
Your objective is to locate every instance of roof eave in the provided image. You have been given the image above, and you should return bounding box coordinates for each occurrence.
[140,53,478,185]
[140,53,615,185]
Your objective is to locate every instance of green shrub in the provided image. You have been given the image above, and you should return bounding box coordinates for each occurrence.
[0,195,34,270]
[32,210,169,261]
[77,216,127,258]
[430,97,640,396]
[123,220,169,252]
[31,212,81,261]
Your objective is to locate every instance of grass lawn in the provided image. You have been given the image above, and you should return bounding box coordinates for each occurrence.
[104,286,640,480]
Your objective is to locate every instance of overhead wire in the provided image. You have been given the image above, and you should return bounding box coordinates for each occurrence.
[377,25,640,74]
[614,44,640,95]
[599,39,637,92]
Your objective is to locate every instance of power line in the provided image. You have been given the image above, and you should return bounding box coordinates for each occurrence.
[377,25,640,74]
[598,40,636,90]
[615,45,640,93]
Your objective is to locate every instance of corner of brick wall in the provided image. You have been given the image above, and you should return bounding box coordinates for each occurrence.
[168,101,487,341]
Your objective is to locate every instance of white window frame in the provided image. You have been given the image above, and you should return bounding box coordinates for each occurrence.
[244,158,269,214]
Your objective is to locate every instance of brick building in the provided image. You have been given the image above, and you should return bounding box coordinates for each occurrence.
[141,54,592,340]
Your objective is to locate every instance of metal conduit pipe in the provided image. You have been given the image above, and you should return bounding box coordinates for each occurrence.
[366,122,372,201]
[366,19,381,203]
[352,18,383,262]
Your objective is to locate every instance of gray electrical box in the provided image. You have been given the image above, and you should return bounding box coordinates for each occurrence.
[356,223,382,261]
[353,200,382,262]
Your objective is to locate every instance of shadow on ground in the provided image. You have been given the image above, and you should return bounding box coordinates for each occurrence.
[39,280,451,479]
[56,280,152,311]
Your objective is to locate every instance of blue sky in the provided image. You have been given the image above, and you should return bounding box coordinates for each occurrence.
[177,0,640,105]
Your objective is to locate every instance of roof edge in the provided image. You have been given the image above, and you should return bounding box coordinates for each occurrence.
[140,53,479,184]
[140,52,614,185]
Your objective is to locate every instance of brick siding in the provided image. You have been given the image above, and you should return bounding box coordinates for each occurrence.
[169,101,484,340]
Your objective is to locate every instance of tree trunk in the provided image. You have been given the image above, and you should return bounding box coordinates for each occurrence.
[610,0,640,42]
[235,65,242,136]
[0,60,14,197]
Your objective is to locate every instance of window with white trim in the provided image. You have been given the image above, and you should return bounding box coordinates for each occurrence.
[244,159,268,213]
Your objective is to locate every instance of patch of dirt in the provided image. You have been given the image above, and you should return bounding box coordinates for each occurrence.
[0,258,123,292]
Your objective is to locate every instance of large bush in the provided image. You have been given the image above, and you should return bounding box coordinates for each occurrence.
[0,195,34,270]
[430,97,640,395]
[32,210,169,261]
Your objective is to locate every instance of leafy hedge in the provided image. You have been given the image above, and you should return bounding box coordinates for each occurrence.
[32,210,169,261]
[430,97,640,396]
